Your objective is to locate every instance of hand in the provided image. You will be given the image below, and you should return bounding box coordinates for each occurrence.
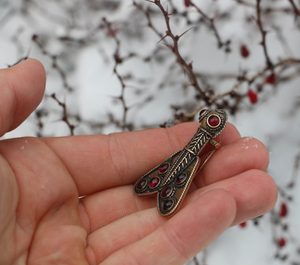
[0,59,277,265]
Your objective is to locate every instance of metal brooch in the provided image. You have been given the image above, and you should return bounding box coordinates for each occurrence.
[134,109,227,216]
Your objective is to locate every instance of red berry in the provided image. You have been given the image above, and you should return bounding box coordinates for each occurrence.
[239,222,247,228]
[247,89,258,104]
[277,237,287,248]
[240,44,250,58]
[184,0,191,7]
[279,202,288,218]
[265,73,277,85]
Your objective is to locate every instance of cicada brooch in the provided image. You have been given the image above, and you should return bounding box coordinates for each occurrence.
[134,109,227,216]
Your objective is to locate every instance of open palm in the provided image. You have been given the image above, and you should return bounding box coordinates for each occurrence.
[0,60,277,265]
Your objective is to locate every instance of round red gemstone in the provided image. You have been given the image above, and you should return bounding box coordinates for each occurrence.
[207,115,220,128]
[148,177,160,188]
[158,163,169,174]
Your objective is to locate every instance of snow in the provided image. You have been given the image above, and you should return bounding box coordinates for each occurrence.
[1,0,300,264]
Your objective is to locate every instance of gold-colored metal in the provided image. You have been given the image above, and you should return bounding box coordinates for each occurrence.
[134,109,227,216]
[184,147,197,156]
[210,139,221,149]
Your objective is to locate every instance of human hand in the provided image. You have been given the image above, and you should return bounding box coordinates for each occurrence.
[0,59,277,265]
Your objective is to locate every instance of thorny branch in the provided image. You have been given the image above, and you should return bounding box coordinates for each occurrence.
[1,1,300,264]
[134,0,210,104]
[32,35,73,92]
[50,93,75,135]
[256,0,274,70]
[234,0,300,17]
[135,0,300,120]
[101,17,132,130]
[288,0,300,19]
[189,1,231,51]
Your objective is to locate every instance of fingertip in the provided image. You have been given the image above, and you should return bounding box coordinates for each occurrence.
[199,168,278,225]
[27,58,46,84]
[235,137,270,171]
[11,58,46,95]
[231,169,277,224]
[8,58,46,130]
[193,188,237,227]
[0,58,46,135]
[198,135,270,187]
[253,170,278,212]
[239,137,270,170]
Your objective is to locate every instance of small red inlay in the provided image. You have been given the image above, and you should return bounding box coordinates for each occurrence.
[207,115,220,127]
[158,163,169,174]
[148,177,160,188]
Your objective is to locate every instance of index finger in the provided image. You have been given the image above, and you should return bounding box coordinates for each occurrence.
[43,122,240,195]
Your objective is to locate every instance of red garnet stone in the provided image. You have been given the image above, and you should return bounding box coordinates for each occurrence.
[207,115,220,128]
[158,163,169,174]
[148,177,160,188]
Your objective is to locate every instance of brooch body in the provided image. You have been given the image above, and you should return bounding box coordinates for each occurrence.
[134,109,227,216]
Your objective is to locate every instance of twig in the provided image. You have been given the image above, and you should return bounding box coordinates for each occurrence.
[50,93,75,135]
[189,1,229,50]
[256,0,273,69]
[134,0,209,104]
[288,0,300,19]
[32,34,73,91]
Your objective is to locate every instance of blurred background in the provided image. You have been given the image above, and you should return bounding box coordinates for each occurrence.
[0,0,299,264]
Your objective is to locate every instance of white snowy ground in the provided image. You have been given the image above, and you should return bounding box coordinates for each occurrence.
[0,1,300,264]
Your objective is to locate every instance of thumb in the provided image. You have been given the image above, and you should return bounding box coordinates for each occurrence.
[0,58,46,136]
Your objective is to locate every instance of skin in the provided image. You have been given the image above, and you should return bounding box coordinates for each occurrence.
[0,59,277,265]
